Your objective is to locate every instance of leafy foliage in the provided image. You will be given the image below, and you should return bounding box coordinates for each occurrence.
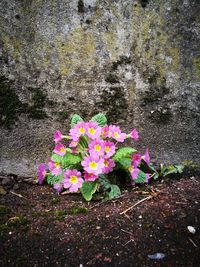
[90,113,107,127]
[70,114,83,128]
[61,153,82,169]
[112,147,136,162]
[47,174,64,185]
[108,184,121,199]
[134,171,147,184]
[81,181,98,201]
[160,164,184,177]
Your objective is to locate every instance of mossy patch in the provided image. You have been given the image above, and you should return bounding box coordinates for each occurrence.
[150,108,172,124]
[97,87,128,123]
[0,76,22,127]
[58,111,68,122]
[0,216,29,234]
[32,206,88,221]
[0,205,10,216]
[0,77,48,128]
[25,87,47,119]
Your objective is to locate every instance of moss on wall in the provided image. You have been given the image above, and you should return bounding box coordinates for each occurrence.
[0,76,22,128]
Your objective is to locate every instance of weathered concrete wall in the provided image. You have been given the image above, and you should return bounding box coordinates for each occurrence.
[0,0,200,176]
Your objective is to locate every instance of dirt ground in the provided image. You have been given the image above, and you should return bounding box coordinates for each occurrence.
[0,175,200,267]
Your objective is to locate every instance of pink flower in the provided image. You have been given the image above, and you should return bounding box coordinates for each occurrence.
[101,125,112,138]
[69,141,78,148]
[84,172,98,181]
[53,143,66,156]
[103,141,116,158]
[53,183,63,193]
[88,139,105,156]
[69,122,87,141]
[86,122,101,140]
[130,129,139,141]
[131,154,142,167]
[48,160,62,176]
[63,169,83,192]
[54,130,63,143]
[37,163,47,185]
[109,125,126,142]
[81,154,104,176]
[103,158,115,174]
[145,173,151,183]
[141,149,150,164]
[129,165,140,180]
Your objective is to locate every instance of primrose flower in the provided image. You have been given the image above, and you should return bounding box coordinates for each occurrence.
[37,163,47,185]
[69,141,78,148]
[63,169,83,193]
[103,141,116,158]
[103,158,115,174]
[53,143,66,156]
[69,122,87,141]
[54,130,63,143]
[101,125,112,138]
[130,129,139,141]
[88,139,105,156]
[131,153,142,167]
[141,148,150,164]
[48,160,62,176]
[53,183,63,193]
[81,154,104,176]
[86,122,101,140]
[145,173,151,183]
[84,172,98,181]
[109,125,126,142]
[129,165,140,180]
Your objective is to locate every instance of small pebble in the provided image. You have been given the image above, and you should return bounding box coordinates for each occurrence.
[148,253,165,260]
[187,226,196,234]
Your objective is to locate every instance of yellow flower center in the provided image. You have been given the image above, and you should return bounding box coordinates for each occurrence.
[94,144,101,151]
[89,161,98,170]
[55,163,60,169]
[69,175,78,184]
[129,166,134,172]
[114,132,119,138]
[105,146,110,153]
[79,127,85,134]
[60,147,66,153]
[42,170,46,177]
[104,160,109,167]
[88,128,96,135]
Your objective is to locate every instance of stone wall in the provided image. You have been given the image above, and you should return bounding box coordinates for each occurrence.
[0,0,200,176]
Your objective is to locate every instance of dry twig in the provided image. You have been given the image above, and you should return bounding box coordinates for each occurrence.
[10,191,28,200]
[120,196,153,215]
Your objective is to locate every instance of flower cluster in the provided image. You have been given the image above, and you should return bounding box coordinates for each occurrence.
[37,114,152,201]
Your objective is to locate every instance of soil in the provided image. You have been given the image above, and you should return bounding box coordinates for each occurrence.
[0,176,200,267]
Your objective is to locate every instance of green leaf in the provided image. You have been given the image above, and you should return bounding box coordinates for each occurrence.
[61,152,82,168]
[99,174,111,191]
[80,181,98,201]
[118,157,132,170]
[160,164,184,177]
[51,154,63,163]
[47,174,64,185]
[134,171,147,184]
[70,114,84,128]
[112,147,137,162]
[108,184,121,199]
[90,113,107,127]
[78,136,89,149]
